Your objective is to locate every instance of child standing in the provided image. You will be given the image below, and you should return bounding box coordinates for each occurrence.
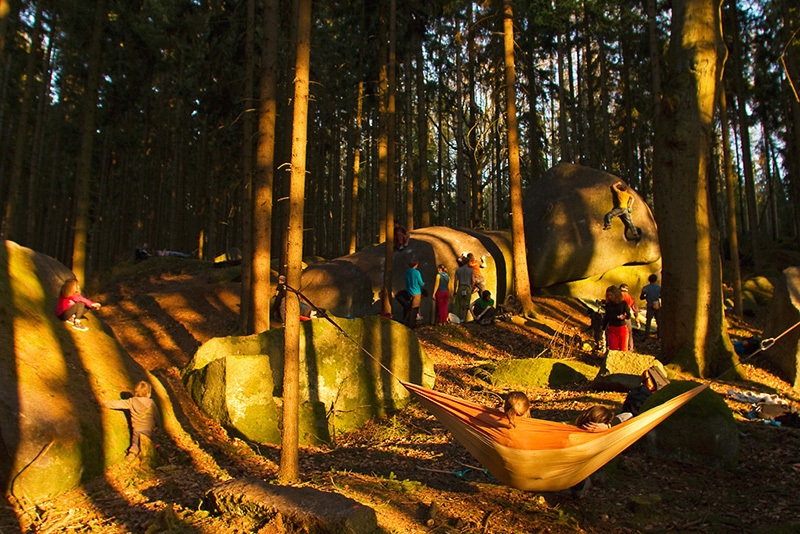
[104,381,159,461]
[56,278,101,331]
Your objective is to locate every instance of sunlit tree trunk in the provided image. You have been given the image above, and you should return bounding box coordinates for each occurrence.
[251,0,279,334]
[377,2,393,317]
[502,0,535,316]
[280,0,311,484]
[718,85,743,316]
[654,0,737,377]
[240,0,256,333]
[347,80,363,254]
[71,0,106,282]
[403,50,414,230]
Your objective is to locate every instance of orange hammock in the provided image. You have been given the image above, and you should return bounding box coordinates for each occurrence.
[402,381,708,491]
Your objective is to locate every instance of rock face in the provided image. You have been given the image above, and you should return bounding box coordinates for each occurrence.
[182,316,436,445]
[638,381,738,468]
[298,226,513,324]
[523,162,662,300]
[763,267,800,389]
[0,241,152,504]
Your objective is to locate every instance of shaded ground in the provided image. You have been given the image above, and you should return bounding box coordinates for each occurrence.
[2,258,799,533]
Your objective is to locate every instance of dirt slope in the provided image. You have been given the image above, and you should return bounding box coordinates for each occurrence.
[2,259,799,533]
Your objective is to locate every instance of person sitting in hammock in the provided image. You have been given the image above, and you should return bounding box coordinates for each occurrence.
[503,391,530,428]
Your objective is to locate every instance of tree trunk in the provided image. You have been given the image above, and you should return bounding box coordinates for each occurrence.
[377,2,393,317]
[403,50,414,230]
[718,87,743,316]
[415,40,431,227]
[239,0,256,334]
[347,80,364,254]
[71,0,106,282]
[280,0,311,484]
[2,5,42,242]
[251,0,280,334]
[654,0,737,377]
[727,5,760,268]
[502,0,535,316]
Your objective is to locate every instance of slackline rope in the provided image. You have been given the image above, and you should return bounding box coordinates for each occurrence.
[283,283,402,383]
[733,318,800,366]
[285,283,800,389]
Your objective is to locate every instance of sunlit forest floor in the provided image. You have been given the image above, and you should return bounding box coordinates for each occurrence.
[1,259,799,533]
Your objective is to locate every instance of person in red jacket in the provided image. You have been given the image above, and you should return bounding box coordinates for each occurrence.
[56,278,101,331]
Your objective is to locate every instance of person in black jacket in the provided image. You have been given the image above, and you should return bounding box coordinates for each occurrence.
[621,366,671,417]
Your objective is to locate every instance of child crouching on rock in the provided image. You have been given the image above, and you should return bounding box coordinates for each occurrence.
[103,381,159,461]
[56,278,101,332]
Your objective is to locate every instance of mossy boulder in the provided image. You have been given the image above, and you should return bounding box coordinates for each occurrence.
[743,276,774,306]
[0,241,155,505]
[592,352,667,391]
[182,316,435,445]
[487,357,599,388]
[637,381,738,468]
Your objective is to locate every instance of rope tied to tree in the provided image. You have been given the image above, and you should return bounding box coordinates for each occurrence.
[740,318,800,363]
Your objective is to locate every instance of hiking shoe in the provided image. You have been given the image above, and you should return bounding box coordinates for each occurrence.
[72,320,89,332]
[602,225,611,231]
[125,452,137,462]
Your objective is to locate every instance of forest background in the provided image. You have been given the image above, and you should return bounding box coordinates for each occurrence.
[0,1,799,357]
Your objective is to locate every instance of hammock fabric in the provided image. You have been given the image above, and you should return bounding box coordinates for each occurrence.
[402,381,708,491]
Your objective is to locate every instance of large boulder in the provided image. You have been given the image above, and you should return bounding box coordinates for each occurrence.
[0,241,153,504]
[763,267,800,389]
[182,316,436,445]
[638,381,738,468]
[300,226,513,324]
[523,162,661,301]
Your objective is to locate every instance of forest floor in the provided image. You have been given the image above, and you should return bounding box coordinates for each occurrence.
[2,258,800,534]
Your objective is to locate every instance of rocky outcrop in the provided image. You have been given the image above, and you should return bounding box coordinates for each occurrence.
[0,241,152,504]
[182,316,436,445]
[298,226,513,324]
[523,162,662,300]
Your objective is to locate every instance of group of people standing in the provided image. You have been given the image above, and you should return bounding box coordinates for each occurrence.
[399,251,498,328]
[602,273,661,351]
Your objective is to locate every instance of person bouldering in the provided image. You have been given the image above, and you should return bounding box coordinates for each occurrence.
[603,181,642,241]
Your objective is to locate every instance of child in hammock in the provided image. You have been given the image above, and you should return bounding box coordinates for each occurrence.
[571,405,619,498]
[503,391,530,428]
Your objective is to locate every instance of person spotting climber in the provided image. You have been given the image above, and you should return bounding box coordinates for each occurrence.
[603,181,641,241]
